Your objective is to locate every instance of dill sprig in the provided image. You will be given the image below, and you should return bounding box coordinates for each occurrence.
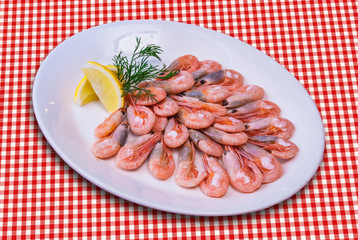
[157,69,180,80]
[112,37,177,101]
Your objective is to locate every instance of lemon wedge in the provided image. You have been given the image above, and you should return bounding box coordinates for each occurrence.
[81,61,124,113]
[73,75,98,106]
[73,65,119,107]
[106,65,118,73]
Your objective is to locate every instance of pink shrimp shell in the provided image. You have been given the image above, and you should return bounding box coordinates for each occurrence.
[199,154,230,198]
[153,97,179,117]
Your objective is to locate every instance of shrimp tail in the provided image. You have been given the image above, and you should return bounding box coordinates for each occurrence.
[202,154,211,173]
[190,141,195,164]
[160,143,173,166]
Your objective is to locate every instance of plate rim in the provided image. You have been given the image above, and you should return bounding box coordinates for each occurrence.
[32,19,326,216]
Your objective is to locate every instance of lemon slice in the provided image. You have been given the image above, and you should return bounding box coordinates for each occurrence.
[81,61,124,113]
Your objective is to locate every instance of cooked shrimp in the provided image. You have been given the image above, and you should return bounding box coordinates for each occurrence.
[176,106,215,129]
[147,71,195,95]
[175,141,208,188]
[133,87,167,106]
[222,85,265,108]
[94,108,126,138]
[166,54,200,73]
[248,135,298,159]
[199,154,230,198]
[189,129,224,157]
[196,69,244,91]
[116,132,162,170]
[239,143,282,183]
[171,95,228,116]
[151,116,168,133]
[163,117,189,148]
[153,97,179,117]
[228,100,281,122]
[218,70,245,92]
[148,141,175,180]
[127,100,156,136]
[213,116,245,133]
[201,127,248,146]
[244,117,295,140]
[196,69,224,85]
[91,121,129,159]
[182,85,230,103]
[192,60,222,81]
[222,146,263,193]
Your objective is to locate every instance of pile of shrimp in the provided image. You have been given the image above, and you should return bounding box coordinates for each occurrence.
[90,55,299,198]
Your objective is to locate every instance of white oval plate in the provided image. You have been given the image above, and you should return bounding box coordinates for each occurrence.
[32,20,325,216]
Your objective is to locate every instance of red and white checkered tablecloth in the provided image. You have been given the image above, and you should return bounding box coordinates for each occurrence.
[1,0,357,239]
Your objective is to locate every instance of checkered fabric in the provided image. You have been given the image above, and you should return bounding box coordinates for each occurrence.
[1,0,357,239]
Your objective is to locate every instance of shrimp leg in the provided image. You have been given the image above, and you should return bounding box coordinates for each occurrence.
[175,141,208,188]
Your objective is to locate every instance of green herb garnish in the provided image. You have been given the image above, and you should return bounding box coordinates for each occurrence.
[157,69,180,80]
[113,37,178,101]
